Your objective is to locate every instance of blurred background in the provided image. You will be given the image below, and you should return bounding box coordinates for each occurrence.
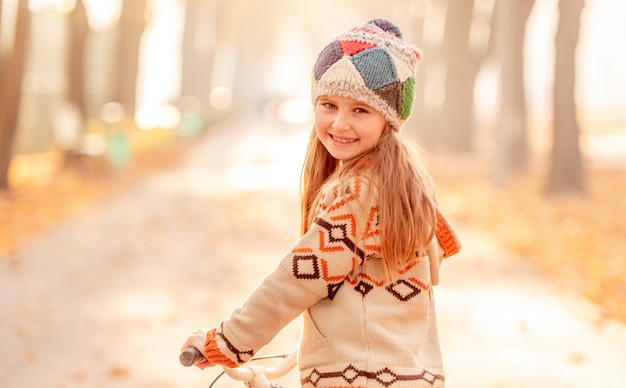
[2,0,625,171]
[1,0,625,385]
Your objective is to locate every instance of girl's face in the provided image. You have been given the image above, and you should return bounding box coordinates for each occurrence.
[314,95,387,161]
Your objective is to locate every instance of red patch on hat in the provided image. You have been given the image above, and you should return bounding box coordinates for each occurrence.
[339,40,377,56]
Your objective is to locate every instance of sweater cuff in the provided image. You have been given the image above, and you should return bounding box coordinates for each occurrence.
[435,209,461,258]
[204,328,238,368]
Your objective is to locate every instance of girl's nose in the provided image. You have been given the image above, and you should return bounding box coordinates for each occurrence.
[332,110,351,131]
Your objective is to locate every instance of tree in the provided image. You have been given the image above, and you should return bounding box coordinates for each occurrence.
[0,0,31,190]
[406,0,442,146]
[491,0,535,185]
[547,0,585,194]
[0,2,3,47]
[113,0,147,116]
[439,0,479,152]
[181,0,215,108]
[67,0,90,121]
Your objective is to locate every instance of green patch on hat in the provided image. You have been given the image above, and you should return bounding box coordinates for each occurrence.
[401,76,415,120]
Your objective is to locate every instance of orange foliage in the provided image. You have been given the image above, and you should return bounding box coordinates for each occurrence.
[0,141,191,259]
[434,169,626,325]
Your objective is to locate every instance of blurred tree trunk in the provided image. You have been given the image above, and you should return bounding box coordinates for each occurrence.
[547,0,585,194]
[439,0,479,152]
[0,1,4,85]
[492,0,535,185]
[0,0,31,190]
[67,0,90,120]
[181,0,215,108]
[406,0,433,144]
[0,2,3,45]
[410,7,425,121]
[114,0,147,117]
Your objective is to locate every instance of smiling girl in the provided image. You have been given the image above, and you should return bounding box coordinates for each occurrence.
[182,19,461,387]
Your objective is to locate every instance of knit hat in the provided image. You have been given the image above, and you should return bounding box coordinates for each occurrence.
[311,19,422,131]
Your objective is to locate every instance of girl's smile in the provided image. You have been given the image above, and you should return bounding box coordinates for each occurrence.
[315,95,386,161]
[330,134,357,144]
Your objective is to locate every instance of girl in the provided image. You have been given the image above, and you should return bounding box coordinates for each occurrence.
[182,19,461,388]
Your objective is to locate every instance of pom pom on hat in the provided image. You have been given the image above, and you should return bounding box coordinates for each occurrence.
[311,19,422,131]
[369,18,403,39]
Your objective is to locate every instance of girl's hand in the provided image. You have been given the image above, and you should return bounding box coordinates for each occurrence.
[181,329,215,369]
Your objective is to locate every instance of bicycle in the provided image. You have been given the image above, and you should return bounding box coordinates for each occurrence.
[180,347,298,388]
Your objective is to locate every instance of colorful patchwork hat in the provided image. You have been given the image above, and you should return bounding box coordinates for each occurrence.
[311,19,422,131]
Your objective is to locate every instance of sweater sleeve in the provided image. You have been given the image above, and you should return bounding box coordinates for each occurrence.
[204,174,372,367]
[435,208,461,258]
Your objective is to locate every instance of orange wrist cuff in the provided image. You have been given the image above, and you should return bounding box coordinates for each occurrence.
[204,328,239,368]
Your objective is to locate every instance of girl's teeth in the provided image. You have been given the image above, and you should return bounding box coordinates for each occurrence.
[333,135,355,144]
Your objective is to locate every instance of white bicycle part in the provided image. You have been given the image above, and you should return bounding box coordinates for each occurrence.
[180,347,297,388]
[222,351,297,387]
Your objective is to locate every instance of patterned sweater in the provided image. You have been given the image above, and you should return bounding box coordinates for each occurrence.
[203,172,461,387]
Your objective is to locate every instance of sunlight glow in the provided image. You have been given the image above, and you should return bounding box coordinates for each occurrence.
[135,0,183,126]
[228,129,308,191]
[276,98,313,124]
[578,0,626,113]
[209,87,232,110]
[29,0,75,14]
[136,104,180,130]
[265,19,311,98]
[82,0,121,31]
[100,102,125,124]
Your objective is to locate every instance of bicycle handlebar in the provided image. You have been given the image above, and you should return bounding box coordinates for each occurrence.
[180,346,206,367]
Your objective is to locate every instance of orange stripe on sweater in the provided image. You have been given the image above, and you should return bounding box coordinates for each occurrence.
[435,209,461,258]
[330,213,357,237]
[318,230,345,252]
[321,257,358,282]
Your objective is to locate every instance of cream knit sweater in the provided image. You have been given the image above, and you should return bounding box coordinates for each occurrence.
[204,172,461,387]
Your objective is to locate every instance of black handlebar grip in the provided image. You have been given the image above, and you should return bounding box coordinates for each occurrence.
[180,347,205,367]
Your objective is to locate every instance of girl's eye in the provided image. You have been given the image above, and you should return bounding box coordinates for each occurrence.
[355,107,367,113]
[323,103,337,109]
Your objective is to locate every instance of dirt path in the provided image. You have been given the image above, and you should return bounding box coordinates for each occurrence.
[1,118,625,387]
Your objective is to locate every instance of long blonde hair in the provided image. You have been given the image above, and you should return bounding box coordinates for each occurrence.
[300,125,438,277]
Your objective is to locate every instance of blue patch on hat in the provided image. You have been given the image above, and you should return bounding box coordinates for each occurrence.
[351,48,398,90]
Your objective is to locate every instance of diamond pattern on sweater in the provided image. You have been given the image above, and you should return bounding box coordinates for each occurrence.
[327,281,344,300]
[364,206,380,239]
[343,365,360,383]
[386,279,422,301]
[354,280,374,296]
[315,217,364,260]
[302,364,445,387]
[293,253,321,280]
[329,223,349,243]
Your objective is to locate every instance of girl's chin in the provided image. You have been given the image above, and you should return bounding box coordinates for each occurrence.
[328,149,364,162]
